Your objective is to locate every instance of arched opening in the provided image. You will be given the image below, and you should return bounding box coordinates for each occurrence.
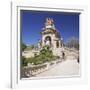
[45,36,51,46]
[56,41,59,48]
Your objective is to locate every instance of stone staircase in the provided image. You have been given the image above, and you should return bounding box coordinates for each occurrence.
[53,47,79,60]
[53,48,63,57]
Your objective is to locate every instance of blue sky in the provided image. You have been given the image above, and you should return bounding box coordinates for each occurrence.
[21,10,79,46]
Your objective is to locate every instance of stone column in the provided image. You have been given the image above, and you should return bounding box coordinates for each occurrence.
[42,35,45,47]
[59,40,61,48]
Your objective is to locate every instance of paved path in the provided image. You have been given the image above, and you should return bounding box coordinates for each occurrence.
[36,59,80,77]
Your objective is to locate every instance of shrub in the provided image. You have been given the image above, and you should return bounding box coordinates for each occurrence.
[22,56,28,66]
[24,45,60,65]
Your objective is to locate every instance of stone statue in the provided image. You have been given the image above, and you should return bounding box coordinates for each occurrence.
[45,18,55,30]
[45,18,53,26]
[46,40,50,46]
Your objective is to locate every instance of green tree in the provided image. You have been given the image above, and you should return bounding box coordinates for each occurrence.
[22,43,27,51]
[66,37,79,50]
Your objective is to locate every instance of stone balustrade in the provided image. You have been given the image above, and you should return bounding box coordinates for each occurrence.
[21,59,62,78]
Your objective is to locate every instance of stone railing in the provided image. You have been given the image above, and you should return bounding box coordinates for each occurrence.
[64,47,79,54]
[21,59,62,78]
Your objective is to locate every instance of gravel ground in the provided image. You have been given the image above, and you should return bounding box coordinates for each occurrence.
[36,59,80,77]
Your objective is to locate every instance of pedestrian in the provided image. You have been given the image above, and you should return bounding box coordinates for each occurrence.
[62,52,65,60]
[77,56,79,63]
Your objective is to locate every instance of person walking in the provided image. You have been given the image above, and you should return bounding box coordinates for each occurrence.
[62,51,65,60]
